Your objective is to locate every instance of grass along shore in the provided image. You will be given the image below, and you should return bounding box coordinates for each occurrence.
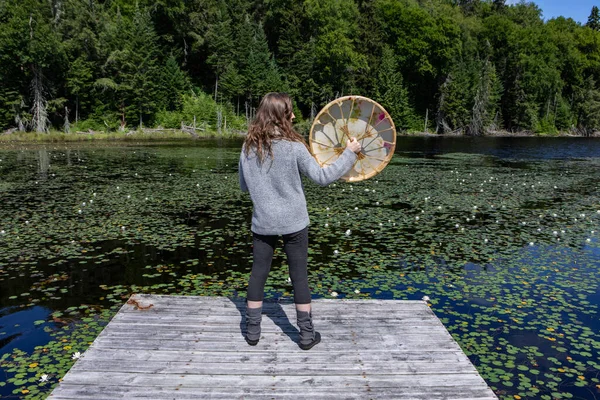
[0,128,245,143]
[0,128,596,143]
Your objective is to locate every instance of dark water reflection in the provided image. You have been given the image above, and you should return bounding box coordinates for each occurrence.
[397,136,600,159]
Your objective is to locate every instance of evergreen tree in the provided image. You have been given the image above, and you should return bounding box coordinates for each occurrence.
[161,55,190,111]
[66,57,93,123]
[493,0,506,12]
[575,76,600,135]
[374,46,416,131]
[587,6,600,31]
[205,7,236,101]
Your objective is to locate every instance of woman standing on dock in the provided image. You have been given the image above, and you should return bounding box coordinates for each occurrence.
[239,92,361,350]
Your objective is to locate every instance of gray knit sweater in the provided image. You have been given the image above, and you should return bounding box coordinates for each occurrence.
[239,140,357,235]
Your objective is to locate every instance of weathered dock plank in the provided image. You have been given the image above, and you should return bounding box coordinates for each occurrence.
[49,294,498,399]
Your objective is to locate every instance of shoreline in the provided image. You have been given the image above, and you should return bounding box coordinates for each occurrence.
[0,129,598,144]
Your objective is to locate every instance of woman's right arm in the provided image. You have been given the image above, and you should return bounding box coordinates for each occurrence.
[296,142,358,186]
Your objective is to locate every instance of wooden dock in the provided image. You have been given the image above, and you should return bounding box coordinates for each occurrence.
[49,294,498,399]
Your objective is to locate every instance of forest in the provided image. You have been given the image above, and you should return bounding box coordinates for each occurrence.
[1,0,600,136]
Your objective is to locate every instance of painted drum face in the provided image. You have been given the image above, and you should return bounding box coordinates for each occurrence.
[309,96,396,182]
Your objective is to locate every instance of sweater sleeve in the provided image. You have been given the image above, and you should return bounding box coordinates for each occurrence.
[239,154,248,193]
[296,143,357,186]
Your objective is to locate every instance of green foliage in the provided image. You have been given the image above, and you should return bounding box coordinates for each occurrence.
[0,0,599,135]
[155,91,246,130]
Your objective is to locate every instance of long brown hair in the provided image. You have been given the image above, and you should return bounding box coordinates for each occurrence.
[244,92,307,162]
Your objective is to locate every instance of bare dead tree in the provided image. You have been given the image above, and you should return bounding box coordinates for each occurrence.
[64,106,70,133]
[31,67,50,133]
[469,59,493,136]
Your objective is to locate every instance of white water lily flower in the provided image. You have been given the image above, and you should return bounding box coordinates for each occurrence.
[287,277,291,283]
[0,230,5,235]
[586,238,591,243]
[379,223,383,226]
[376,202,380,206]
[529,242,534,246]
[354,207,358,211]
[455,224,460,228]
[354,289,360,294]
[39,374,49,383]
[78,209,82,214]
[580,214,585,218]
[25,221,30,224]
[370,230,375,233]
[422,296,430,302]
[484,239,488,243]
[345,229,352,236]
[438,206,442,210]
[127,195,131,199]
[333,250,339,255]
[116,186,120,190]
[415,216,419,220]
[72,352,81,360]
[145,197,149,201]
[121,226,126,231]
[326,207,330,211]
[331,291,338,297]
[553,231,559,236]
[365,189,369,192]
[93,193,96,196]
[324,223,329,228]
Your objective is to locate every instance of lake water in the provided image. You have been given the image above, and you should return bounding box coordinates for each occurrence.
[0,137,599,399]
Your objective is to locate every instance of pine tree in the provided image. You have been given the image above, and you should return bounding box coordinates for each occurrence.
[374,46,417,131]
[587,6,600,31]
[205,8,236,101]
[493,0,506,12]
[575,76,600,136]
[161,55,190,111]
[66,57,93,123]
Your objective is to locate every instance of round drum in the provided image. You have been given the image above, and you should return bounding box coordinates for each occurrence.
[309,96,396,182]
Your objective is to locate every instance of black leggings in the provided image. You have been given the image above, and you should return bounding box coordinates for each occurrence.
[247,226,311,304]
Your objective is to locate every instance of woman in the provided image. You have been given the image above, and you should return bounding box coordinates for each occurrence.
[239,92,361,350]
